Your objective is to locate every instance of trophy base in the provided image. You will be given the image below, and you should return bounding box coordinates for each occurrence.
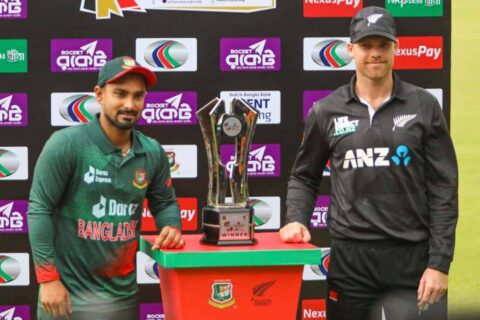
[201,206,257,246]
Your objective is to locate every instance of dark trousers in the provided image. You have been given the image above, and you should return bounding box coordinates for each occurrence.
[326,238,447,320]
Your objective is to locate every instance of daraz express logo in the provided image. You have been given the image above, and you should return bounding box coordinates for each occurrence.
[138,92,197,126]
[394,36,443,69]
[136,38,197,72]
[304,0,363,17]
[51,93,100,126]
[304,38,354,71]
[51,39,112,72]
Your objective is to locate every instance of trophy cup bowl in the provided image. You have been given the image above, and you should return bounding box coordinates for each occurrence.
[196,97,259,245]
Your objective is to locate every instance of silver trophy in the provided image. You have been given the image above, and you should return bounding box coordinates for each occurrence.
[197,97,259,245]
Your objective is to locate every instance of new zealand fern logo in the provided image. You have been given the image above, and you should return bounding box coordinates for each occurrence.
[251,280,276,306]
[392,114,417,131]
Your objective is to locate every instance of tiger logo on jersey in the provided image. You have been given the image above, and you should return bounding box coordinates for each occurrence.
[133,168,149,189]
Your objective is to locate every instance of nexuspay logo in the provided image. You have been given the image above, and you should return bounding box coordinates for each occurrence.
[136,38,197,72]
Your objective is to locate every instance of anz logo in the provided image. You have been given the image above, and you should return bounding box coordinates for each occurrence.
[343,145,411,169]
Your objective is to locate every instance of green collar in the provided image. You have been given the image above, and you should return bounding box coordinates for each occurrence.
[86,114,145,155]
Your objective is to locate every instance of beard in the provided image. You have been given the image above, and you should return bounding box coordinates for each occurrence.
[104,109,138,130]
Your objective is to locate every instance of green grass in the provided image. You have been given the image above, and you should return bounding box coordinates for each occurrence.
[449,1,480,316]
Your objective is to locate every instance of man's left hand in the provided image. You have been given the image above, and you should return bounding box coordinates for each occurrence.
[152,226,185,250]
[417,267,448,308]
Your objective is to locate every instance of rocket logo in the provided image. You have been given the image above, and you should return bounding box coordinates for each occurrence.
[80,0,145,19]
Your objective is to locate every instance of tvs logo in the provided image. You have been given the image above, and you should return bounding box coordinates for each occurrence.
[304,0,362,17]
[304,38,354,71]
[394,36,443,69]
[0,147,28,180]
[80,0,275,19]
[220,38,281,72]
[310,196,330,230]
[51,93,100,126]
[136,38,197,72]
[138,92,197,126]
[251,280,276,306]
[0,93,27,127]
[51,39,112,72]
[0,200,28,234]
[163,145,197,178]
[0,305,30,320]
[139,303,164,320]
[209,280,235,309]
[221,144,281,177]
[0,0,27,19]
[0,253,29,286]
[142,198,198,232]
[80,0,145,19]
[302,299,327,319]
[220,91,281,124]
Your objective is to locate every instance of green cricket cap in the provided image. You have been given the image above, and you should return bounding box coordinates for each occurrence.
[97,56,157,88]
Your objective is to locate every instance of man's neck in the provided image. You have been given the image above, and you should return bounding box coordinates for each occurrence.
[355,73,394,110]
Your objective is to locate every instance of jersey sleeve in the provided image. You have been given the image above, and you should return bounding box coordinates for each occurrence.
[285,104,330,227]
[424,100,459,274]
[146,143,182,231]
[28,131,74,283]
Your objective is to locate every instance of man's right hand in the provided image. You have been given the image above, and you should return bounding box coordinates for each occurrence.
[39,280,72,318]
[279,222,311,243]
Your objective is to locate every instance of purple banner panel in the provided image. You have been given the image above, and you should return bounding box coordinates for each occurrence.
[0,93,27,127]
[51,38,112,72]
[0,0,27,19]
[221,144,281,177]
[138,92,197,126]
[310,196,331,230]
[220,38,281,72]
[0,305,30,319]
[139,303,164,320]
[303,90,333,121]
[0,200,29,233]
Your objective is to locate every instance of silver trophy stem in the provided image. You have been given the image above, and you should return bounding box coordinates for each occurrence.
[230,99,258,206]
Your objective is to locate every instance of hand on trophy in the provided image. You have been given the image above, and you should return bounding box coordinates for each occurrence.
[279,222,311,243]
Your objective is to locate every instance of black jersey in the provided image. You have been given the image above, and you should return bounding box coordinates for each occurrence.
[286,74,458,273]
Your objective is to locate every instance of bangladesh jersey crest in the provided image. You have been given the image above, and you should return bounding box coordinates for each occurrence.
[208,280,236,309]
[133,168,149,189]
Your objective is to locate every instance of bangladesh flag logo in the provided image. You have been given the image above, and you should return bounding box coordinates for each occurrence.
[208,280,236,309]
[0,149,20,178]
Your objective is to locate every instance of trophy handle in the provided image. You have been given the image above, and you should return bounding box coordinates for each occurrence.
[230,98,259,206]
[196,98,228,206]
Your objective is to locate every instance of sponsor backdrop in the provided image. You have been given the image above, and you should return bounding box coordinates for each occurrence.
[0,0,450,319]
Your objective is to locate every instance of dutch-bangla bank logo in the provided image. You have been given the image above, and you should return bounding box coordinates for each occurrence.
[0,253,29,286]
[136,38,197,72]
[304,38,354,71]
[51,93,100,126]
[138,92,197,126]
[51,39,112,72]
[220,38,281,72]
[304,0,362,17]
[225,197,281,230]
[0,147,28,180]
[0,305,30,320]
